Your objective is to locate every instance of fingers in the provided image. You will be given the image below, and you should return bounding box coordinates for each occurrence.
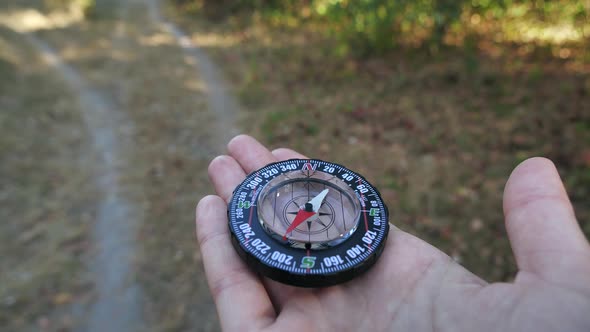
[209,136,308,203]
[272,147,307,160]
[206,136,310,312]
[503,157,590,282]
[196,195,275,330]
[208,155,246,203]
[228,135,278,173]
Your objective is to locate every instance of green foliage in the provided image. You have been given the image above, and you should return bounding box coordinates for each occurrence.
[317,0,407,55]
[178,0,590,56]
[315,0,465,55]
[79,0,97,18]
[178,0,294,19]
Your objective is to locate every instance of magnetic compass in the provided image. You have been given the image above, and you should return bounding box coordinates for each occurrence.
[228,159,389,287]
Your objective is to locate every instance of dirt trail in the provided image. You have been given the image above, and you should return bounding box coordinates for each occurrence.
[82,2,145,331]
[1,0,240,329]
[20,31,144,331]
[146,0,239,146]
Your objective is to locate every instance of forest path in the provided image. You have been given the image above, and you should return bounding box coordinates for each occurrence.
[1,0,238,329]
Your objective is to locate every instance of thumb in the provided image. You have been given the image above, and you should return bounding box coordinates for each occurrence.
[503,157,590,286]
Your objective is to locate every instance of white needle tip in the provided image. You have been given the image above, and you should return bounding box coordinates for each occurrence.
[308,189,329,212]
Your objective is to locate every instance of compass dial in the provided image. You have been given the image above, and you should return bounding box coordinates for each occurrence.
[228,159,389,288]
[257,170,361,249]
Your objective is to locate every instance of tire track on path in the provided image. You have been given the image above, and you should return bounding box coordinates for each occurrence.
[4,0,242,328]
[146,0,240,148]
[11,25,144,332]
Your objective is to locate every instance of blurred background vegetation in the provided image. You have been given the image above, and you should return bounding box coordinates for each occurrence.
[45,0,97,17]
[166,0,589,281]
[174,0,588,56]
[162,0,590,325]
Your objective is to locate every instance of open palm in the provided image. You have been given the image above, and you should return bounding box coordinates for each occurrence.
[196,135,590,331]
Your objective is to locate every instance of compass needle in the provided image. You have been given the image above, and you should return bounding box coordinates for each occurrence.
[229,159,389,287]
[281,188,329,240]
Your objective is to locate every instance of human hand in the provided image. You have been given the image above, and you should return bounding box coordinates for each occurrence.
[196,135,590,331]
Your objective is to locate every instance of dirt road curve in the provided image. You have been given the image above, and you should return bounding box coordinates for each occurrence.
[1,0,237,330]
[23,32,145,332]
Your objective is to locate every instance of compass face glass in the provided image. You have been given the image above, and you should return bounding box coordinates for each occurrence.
[257,171,361,249]
[228,159,389,288]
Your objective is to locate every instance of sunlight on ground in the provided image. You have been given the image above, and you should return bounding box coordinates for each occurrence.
[138,32,176,47]
[184,77,206,92]
[501,2,588,44]
[0,8,82,33]
[110,49,133,62]
[502,21,587,44]
[190,32,239,48]
[466,2,589,46]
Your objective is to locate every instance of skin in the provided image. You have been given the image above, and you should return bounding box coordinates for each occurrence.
[196,135,590,332]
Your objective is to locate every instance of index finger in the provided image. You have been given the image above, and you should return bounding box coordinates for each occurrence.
[228,135,279,173]
[271,147,307,160]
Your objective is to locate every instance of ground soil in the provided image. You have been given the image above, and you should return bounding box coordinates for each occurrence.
[1,0,230,330]
[167,1,590,282]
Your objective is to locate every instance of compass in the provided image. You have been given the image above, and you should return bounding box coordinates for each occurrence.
[228,159,389,287]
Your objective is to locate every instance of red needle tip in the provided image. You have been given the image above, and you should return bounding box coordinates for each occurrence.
[283,209,316,240]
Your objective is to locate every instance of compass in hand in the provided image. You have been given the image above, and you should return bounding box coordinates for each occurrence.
[228,159,389,287]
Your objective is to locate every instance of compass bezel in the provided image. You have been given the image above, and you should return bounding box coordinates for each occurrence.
[228,159,389,288]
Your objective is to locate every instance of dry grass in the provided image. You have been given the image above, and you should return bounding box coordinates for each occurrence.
[32,3,222,330]
[0,23,98,331]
